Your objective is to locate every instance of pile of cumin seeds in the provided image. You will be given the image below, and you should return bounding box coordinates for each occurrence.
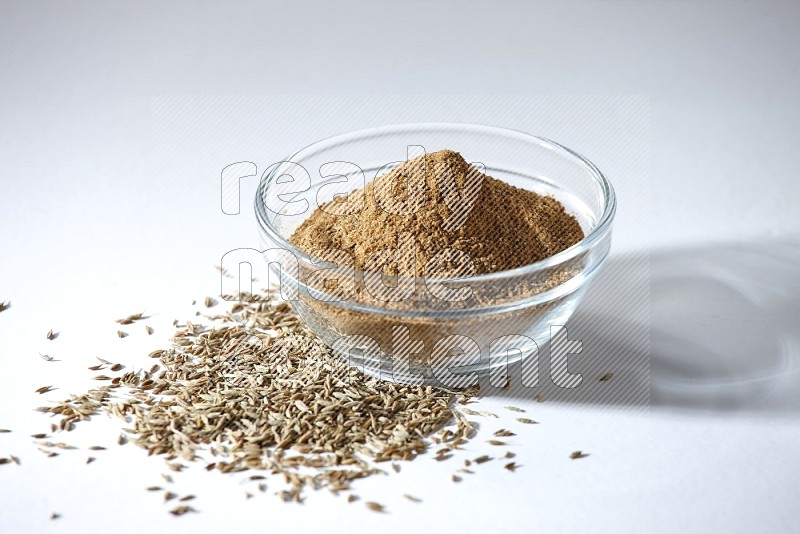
[38,292,477,504]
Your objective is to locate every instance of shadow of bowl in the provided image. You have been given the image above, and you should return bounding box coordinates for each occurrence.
[479,238,800,415]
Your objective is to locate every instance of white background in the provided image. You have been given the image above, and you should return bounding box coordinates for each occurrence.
[1,1,799,533]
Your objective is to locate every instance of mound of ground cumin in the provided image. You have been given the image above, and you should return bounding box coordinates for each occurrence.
[290,150,584,277]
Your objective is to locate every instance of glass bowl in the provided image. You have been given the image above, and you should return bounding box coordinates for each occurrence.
[254,123,616,386]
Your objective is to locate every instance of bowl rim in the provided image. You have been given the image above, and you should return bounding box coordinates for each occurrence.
[254,122,616,287]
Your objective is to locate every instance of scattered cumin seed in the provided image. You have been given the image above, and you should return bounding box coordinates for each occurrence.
[487,440,507,446]
[110,363,124,372]
[599,372,614,382]
[164,491,177,502]
[35,385,55,394]
[245,493,253,499]
[460,408,497,418]
[365,502,385,513]
[494,429,515,437]
[403,494,421,503]
[116,313,145,325]
[392,462,400,473]
[146,325,154,335]
[204,297,218,307]
[34,292,481,505]
[117,330,128,338]
[50,513,60,520]
[88,446,106,451]
[118,434,127,445]
[347,494,359,503]
[570,451,589,459]
[39,353,56,361]
[459,468,474,474]
[504,451,516,459]
[535,394,543,403]
[179,495,195,502]
[46,329,58,340]
[169,505,196,516]
[516,418,538,425]
[451,474,462,483]
[504,462,519,472]
[31,433,47,439]
[474,455,492,464]
[86,457,95,464]
[505,406,526,413]
[258,483,267,493]
[0,458,10,465]
[147,486,162,491]
[10,456,20,465]
[94,375,111,381]
[161,473,173,483]
[0,429,11,433]
[464,459,472,466]
[0,301,9,312]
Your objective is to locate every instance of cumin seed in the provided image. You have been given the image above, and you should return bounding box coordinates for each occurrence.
[169,505,196,516]
[365,502,385,513]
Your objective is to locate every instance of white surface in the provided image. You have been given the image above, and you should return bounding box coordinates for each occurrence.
[1,2,800,533]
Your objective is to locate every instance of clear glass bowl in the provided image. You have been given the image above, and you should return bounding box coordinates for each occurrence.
[255,123,616,386]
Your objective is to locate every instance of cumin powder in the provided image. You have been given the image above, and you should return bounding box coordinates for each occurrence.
[290,150,583,277]
[286,150,586,374]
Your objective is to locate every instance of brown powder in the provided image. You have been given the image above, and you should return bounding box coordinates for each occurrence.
[290,150,583,278]
[284,150,589,375]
